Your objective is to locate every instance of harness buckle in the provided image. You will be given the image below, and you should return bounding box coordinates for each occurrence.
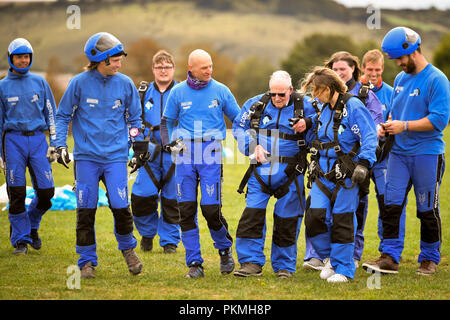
[310,147,318,156]
[295,164,304,174]
[297,139,306,147]
[334,145,341,153]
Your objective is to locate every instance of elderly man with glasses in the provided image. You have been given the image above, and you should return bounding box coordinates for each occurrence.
[232,70,317,278]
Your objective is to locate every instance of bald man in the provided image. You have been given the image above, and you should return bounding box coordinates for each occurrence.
[160,49,240,278]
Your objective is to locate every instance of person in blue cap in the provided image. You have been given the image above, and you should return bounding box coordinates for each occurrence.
[55,32,144,278]
[160,49,240,278]
[301,67,378,283]
[232,70,317,278]
[130,50,181,254]
[363,27,450,276]
[0,38,57,255]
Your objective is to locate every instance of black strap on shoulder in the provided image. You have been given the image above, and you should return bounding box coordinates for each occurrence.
[358,83,370,106]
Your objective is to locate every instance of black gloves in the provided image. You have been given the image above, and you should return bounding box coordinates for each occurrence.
[56,147,71,168]
[128,140,151,174]
[351,159,370,184]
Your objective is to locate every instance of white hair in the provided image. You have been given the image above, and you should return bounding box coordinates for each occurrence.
[269,70,292,88]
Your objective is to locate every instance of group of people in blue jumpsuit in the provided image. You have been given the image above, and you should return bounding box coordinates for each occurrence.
[1,26,448,281]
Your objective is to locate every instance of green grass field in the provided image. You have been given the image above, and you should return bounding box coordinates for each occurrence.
[0,130,449,301]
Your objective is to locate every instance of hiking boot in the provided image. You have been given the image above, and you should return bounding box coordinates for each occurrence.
[184,263,204,278]
[234,262,263,277]
[303,258,325,271]
[163,244,177,254]
[140,236,153,252]
[362,253,399,274]
[327,273,349,283]
[219,248,235,275]
[80,262,95,279]
[320,259,335,280]
[13,243,28,255]
[29,229,42,250]
[122,249,143,275]
[276,270,292,278]
[416,260,437,275]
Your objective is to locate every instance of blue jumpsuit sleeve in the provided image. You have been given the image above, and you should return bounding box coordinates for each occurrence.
[222,87,241,123]
[125,79,143,142]
[426,75,450,131]
[232,96,260,156]
[0,91,5,154]
[55,78,79,149]
[42,79,58,147]
[161,89,179,145]
[348,98,378,167]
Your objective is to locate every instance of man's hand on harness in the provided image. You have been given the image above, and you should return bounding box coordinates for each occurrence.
[289,117,312,133]
[163,138,186,155]
[46,146,57,163]
[251,145,271,164]
[351,161,369,185]
[129,140,150,174]
[56,147,71,169]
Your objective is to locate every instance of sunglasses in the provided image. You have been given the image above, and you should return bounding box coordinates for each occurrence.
[269,91,289,97]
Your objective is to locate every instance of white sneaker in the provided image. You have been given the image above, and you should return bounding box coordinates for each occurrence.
[303,258,325,271]
[327,273,349,283]
[320,258,335,280]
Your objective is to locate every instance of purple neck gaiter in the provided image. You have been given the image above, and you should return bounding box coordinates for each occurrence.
[187,71,209,90]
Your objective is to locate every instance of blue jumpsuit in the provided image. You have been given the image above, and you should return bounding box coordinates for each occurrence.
[161,78,240,267]
[55,69,143,269]
[0,70,57,247]
[381,64,449,265]
[131,81,181,248]
[368,81,407,254]
[305,95,377,279]
[232,93,316,273]
[348,81,383,262]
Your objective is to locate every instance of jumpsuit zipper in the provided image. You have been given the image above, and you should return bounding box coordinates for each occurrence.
[268,107,282,188]
[323,104,334,172]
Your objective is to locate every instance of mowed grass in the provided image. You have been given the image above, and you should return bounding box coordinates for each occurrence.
[0,130,449,300]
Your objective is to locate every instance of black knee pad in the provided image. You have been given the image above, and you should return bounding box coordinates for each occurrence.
[76,208,96,246]
[236,207,266,239]
[112,207,134,235]
[331,212,354,244]
[381,204,403,239]
[200,204,224,231]
[305,208,327,238]
[35,187,55,211]
[355,199,366,231]
[417,210,441,243]
[273,213,299,247]
[131,193,158,218]
[178,201,197,232]
[7,186,26,214]
[161,197,180,225]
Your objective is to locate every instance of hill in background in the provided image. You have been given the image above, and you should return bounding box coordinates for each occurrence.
[0,0,448,74]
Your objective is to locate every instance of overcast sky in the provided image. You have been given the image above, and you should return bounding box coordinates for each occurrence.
[333,0,450,10]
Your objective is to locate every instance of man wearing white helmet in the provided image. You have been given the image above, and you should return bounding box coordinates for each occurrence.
[363,27,450,276]
[0,38,57,255]
[55,32,145,278]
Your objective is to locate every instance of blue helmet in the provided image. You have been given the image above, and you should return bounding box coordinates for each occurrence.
[382,27,421,59]
[8,38,33,73]
[84,32,127,63]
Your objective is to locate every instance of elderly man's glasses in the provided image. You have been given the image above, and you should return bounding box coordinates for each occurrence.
[270,91,288,97]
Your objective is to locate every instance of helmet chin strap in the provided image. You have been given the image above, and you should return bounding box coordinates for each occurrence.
[105,54,111,66]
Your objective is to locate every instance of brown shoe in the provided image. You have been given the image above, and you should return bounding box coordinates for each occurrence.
[276,270,292,278]
[122,249,143,275]
[416,260,437,275]
[80,262,95,279]
[362,253,399,274]
[234,262,262,277]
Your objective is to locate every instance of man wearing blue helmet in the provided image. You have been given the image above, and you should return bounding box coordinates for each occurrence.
[55,32,145,278]
[363,27,450,276]
[0,38,57,255]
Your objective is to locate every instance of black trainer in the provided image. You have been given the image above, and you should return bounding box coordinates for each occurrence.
[140,236,154,252]
[29,229,42,250]
[13,242,28,255]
